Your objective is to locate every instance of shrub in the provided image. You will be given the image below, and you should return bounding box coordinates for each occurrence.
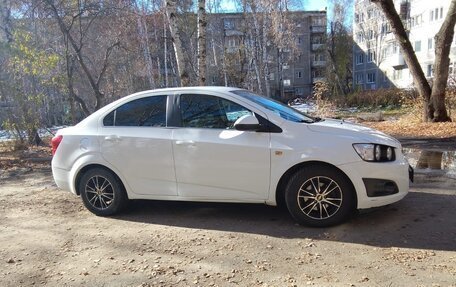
[346,88,405,108]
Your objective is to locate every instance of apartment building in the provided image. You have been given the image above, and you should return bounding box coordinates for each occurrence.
[353,0,456,90]
[206,10,327,100]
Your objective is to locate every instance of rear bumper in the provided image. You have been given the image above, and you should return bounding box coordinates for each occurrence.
[52,166,76,195]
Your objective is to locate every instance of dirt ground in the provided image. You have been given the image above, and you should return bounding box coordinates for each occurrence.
[0,160,455,287]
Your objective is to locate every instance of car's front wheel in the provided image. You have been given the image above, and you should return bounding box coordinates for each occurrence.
[79,168,127,216]
[285,165,356,227]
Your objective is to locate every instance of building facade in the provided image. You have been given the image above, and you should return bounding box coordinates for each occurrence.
[206,10,326,100]
[353,0,456,90]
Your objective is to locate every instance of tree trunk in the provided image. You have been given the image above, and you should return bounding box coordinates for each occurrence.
[372,0,432,120]
[163,14,169,87]
[430,0,456,122]
[373,0,455,122]
[45,0,119,113]
[416,151,443,169]
[0,0,13,43]
[262,15,271,98]
[197,0,207,86]
[165,0,190,87]
[136,8,156,89]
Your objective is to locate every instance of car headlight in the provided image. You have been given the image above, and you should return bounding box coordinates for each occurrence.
[353,144,395,162]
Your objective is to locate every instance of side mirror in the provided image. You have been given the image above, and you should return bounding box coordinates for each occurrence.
[234,115,261,131]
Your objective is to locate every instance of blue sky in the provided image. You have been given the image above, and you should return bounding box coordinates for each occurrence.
[220,0,327,12]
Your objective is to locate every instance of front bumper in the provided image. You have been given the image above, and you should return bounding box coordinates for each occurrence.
[338,158,410,209]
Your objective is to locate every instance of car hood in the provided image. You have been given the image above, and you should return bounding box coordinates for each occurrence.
[307,119,401,148]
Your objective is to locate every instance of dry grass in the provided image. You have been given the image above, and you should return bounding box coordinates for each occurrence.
[364,120,456,138]
[0,141,51,171]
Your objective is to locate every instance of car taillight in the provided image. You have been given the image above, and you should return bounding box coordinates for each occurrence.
[51,135,63,156]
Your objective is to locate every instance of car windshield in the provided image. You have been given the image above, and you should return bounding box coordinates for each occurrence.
[232,90,316,123]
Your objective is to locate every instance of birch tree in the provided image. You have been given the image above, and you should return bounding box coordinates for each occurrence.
[165,0,190,86]
[197,0,207,85]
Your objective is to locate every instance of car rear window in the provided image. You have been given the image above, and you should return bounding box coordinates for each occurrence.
[103,95,167,127]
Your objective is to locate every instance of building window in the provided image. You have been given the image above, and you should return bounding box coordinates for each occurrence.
[368,29,374,40]
[296,71,302,78]
[449,63,454,75]
[282,63,289,69]
[427,64,433,77]
[311,35,323,44]
[414,40,421,52]
[393,69,402,80]
[367,72,376,83]
[295,88,304,96]
[283,79,291,87]
[356,32,365,43]
[212,76,217,84]
[393,42,399,54]
[228,38,236,47]
[224,19,234,29]
[367,50,376,62]
[313,53,325,61]
[430,10,434,21]
[311,17,324,26]
[269,73,275,81]
[356,53,364,64]
[428,38,433,50]
[355,73,364,84]
[440,7,444,19]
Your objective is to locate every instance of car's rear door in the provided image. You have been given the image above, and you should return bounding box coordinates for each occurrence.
[172,92,271,201]
[100,94,177,197]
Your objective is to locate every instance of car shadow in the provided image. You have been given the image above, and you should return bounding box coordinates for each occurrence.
[113,189,456,252]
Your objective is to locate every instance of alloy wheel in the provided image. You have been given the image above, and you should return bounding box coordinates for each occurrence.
[297,176,343,220]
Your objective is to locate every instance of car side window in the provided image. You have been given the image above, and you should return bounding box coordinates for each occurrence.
[103,95,167,127]
[179,94,252,129]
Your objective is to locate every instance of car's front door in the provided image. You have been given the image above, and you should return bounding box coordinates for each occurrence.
[172,93,271,201]
[100,95,177,197]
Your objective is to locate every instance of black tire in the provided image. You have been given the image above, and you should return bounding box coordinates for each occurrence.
[285,165,356,227]
[78,168,128,216]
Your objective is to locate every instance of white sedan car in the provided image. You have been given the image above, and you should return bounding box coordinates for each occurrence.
[51,87,411,227]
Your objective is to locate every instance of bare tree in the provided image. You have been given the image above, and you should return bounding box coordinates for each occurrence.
[327,0,353,96]
[44,0,121,115]
[135,1,156,89]
[197,0,207,85]
[372,0,456,122]
[165,0,190,86]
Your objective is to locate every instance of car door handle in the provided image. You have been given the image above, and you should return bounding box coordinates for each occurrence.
[104,135,121,142]
[175,140,195,146]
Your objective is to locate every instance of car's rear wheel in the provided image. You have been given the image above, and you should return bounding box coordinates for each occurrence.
[285,165,356,227]
[79,168,127,216]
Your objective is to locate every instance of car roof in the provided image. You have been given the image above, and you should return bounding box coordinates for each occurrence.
[75,86,245,128]
[133,86,240,96]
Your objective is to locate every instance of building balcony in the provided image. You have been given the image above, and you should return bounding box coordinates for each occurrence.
[226,46,239,53]
[312,77,325,83]
[391,53,406,69]
[310,25,326,33]
[225,30,244,37]
[312,43,324,51]
[312,60,326,67]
